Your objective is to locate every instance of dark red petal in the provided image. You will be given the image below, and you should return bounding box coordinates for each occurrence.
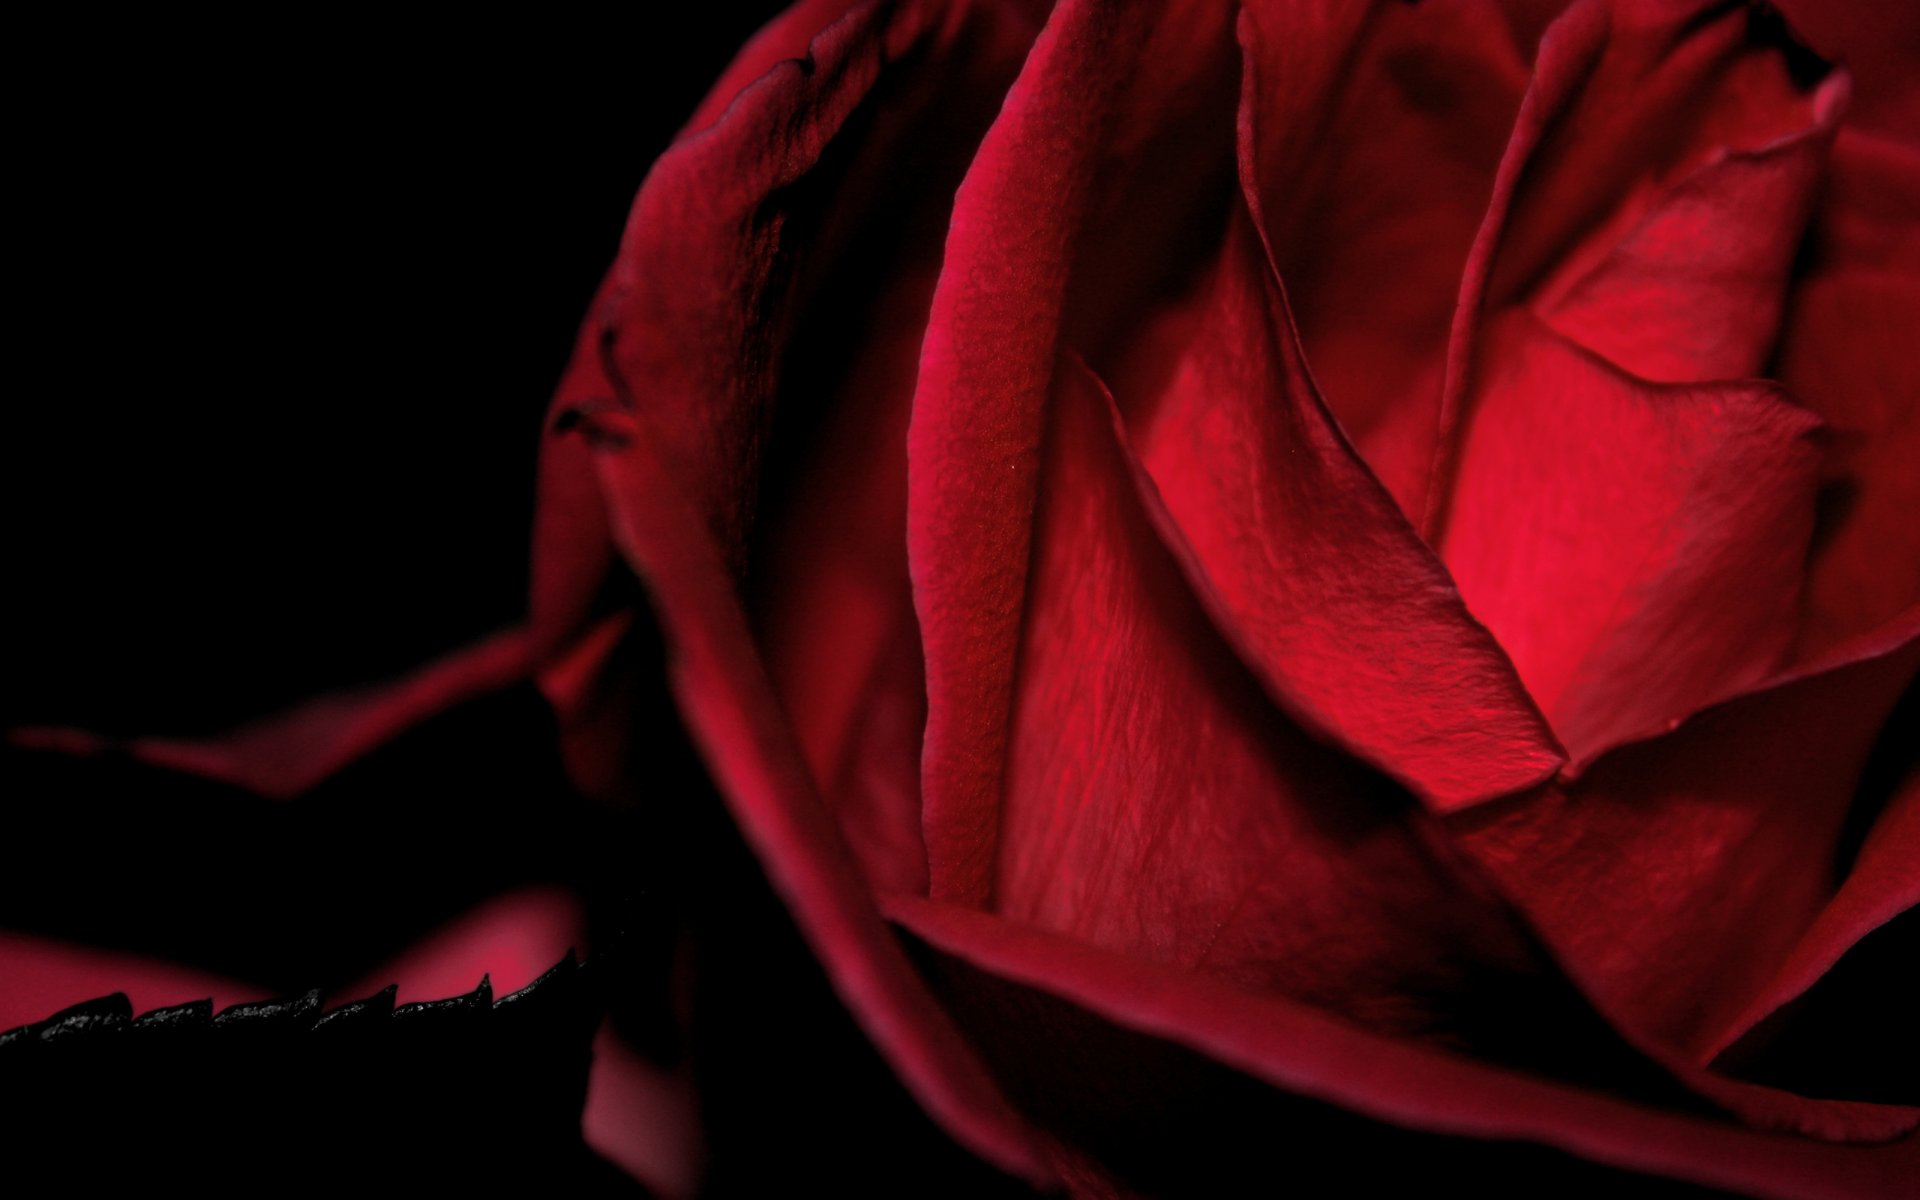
[1430,0,1837,533]
[1780,132,1920,660]
[886,894,1920,1199]
[1105,16,1564,814]
[583,1025,703,1200]
[1537,71,1845,382]
[998,356,1557,1031]
[1773,0,1920,137]
[1448,616,1920,1067]
[604,2,1013,567]
[909,0,1236,904]
[678,0,871,136]
[8,628,529,800]
[743,2,1031,894]
[574,404,1048,1184]
[1706,759,1920,1064]
[531,0,1033,827]
[1237,0,1531,516]
[1439,312,1823,763]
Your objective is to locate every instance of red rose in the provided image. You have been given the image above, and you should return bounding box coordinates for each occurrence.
[6,0,1915,1194]
[532,0,1919,1194]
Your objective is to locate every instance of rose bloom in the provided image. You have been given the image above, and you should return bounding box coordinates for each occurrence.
[7,0,1920,1195]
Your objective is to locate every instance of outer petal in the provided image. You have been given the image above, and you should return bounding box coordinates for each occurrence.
[1447,616,1920,1071]
[1705,757,1920,1064]
[887,894,1920,1200]
[566,402,1048,1183]
[743,0,1032,895]
[532,0,1035,839]
[9,628,530,800]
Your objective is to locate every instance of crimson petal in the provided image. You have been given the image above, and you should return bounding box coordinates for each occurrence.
[999,355,1559,1033]
[908,0,1237,904]
[1778,131,1920,660]
[1105,11,1565,815]
[887,894,1920,1199]
[1448,616,1920,1074]
[571,402,1048,1183]
[1439,312,1823,763]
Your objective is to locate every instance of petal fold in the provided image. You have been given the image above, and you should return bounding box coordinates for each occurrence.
[1448,619,1920,1067]
[909,0,1236,903]
[1439,311,1823,763]
[1000,357,1560,1033]
[887,894,1920,1199]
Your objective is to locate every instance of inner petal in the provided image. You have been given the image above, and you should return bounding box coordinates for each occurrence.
[995,358,1550,1040]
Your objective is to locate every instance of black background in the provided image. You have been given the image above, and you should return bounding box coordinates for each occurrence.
[8,8,783,735]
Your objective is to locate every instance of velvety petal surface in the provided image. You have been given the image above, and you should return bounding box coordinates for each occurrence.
[1535,69,1844,383]
[742,0,1032,895]
[1439,312,1823,763]
[998,357,1560,1033]
[1774,0,1920,136]
[532,0,1032,828]
[529,1,1056,1181]
[1094,13,1564,818]
[908,0,1236,904]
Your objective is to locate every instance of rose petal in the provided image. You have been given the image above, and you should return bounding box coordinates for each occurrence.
[1447,615,1920,1067]
[909,0,1237,904]
[1000,356,1562,1036]
[1538,71,1845,382]
[1099,14,1564,815]
[1779,131,1920,659]
[569,402,1048,1184]
[1439,311,1823,763]
[1704,709,1920,1062]
[583,1024,704,1200]
[1235,0,1530,516]
[886,894,1920,1199]
[532,0,1034,824]
[8,628,530,800]
[1014,356,1916,1148]
[1774,0,1920,137]
[743,2,1031,892]
[1430,0,1837,534]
